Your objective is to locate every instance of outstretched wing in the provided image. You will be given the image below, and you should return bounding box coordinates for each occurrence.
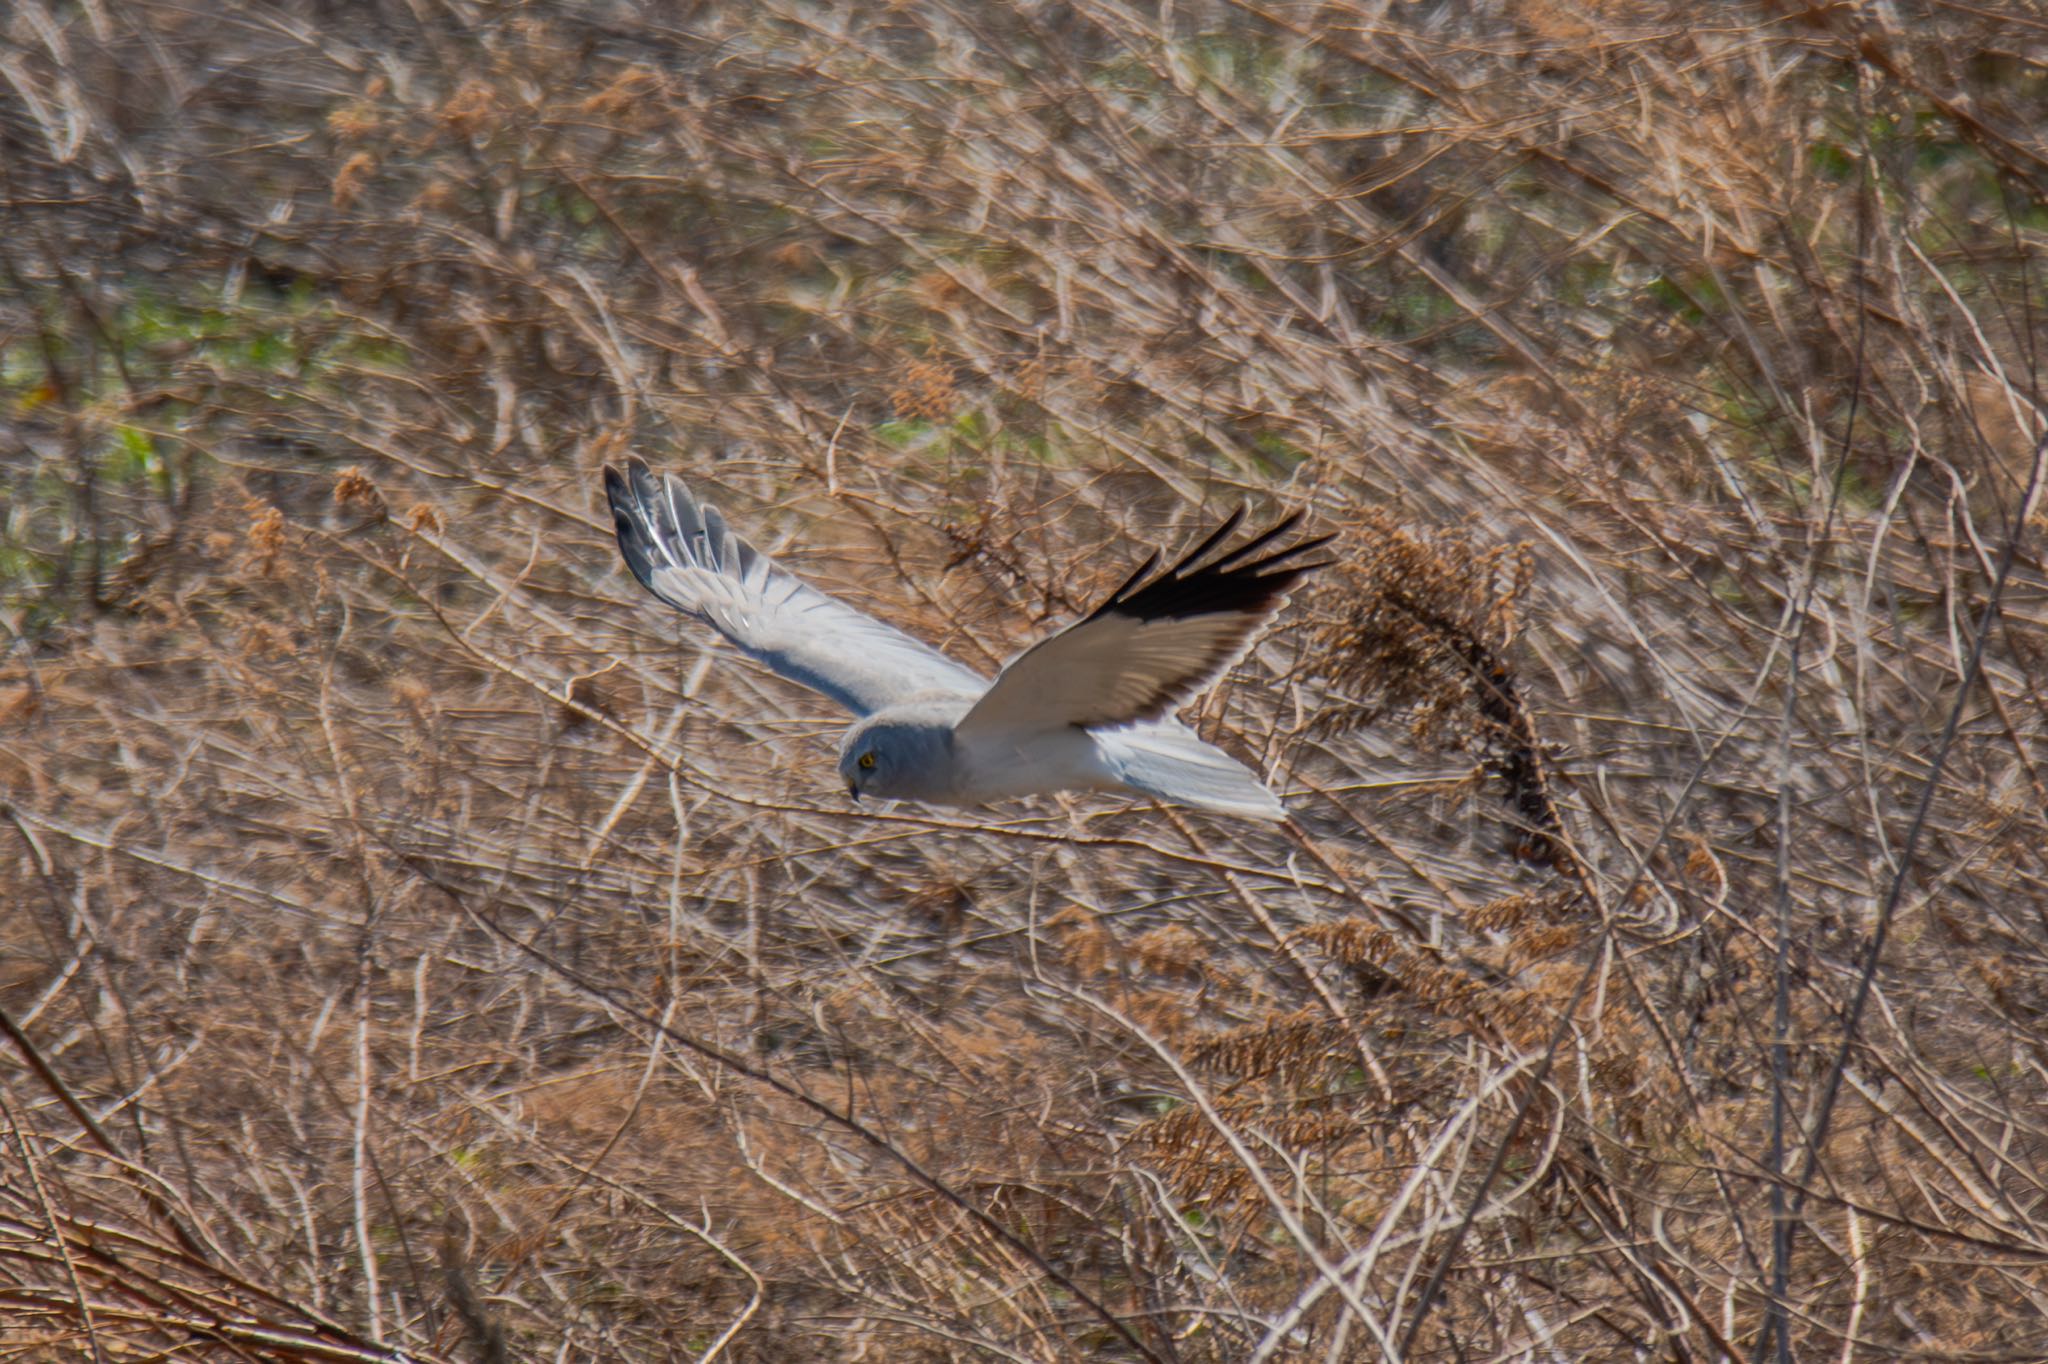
[604,458,985,716]
[955,506,1332,741]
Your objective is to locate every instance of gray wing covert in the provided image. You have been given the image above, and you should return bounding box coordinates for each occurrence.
[604,458,985,716]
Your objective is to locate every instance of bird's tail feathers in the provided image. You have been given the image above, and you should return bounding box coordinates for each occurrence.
[1096,723,1287,822]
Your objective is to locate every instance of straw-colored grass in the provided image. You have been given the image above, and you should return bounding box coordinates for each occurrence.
[3,1,2045,1358]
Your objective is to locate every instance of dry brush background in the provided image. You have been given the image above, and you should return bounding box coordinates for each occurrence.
[3,1,2047,1359]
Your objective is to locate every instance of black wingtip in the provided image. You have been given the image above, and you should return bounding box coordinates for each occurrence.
[1091,506,1329,626]
[1172,503,1249,573]
[1233,529,1336,576]
[626,456,664,516]
[603,461,662,594]
[1098,547,1161,612]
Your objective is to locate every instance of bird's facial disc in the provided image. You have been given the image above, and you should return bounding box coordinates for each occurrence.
[846,748,878,801]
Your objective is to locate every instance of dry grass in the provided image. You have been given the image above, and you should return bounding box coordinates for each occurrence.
[3,1,2046,1359]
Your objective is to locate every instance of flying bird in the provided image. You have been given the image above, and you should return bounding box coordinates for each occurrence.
[602,458,1330,821]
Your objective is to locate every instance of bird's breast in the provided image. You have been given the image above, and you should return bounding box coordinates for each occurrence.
[949,726,1120,803]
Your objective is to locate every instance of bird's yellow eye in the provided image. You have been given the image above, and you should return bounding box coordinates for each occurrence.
[858,752,876,770]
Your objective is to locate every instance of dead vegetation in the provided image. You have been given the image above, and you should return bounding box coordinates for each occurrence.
[2,0,2046,1359]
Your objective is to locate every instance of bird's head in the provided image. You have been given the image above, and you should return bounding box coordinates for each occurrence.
[837,710,955,805]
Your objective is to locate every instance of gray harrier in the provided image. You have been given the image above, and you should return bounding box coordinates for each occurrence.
[603,458,1328,820]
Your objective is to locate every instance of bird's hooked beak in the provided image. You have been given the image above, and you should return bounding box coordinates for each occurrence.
[846,783,860,803]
